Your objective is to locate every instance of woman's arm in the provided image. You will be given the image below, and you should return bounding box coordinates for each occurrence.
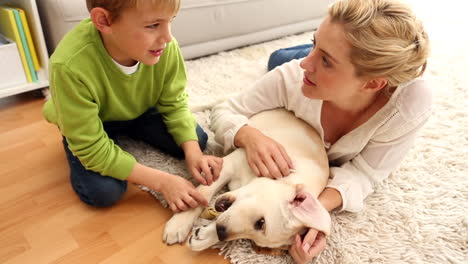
[318,187,343,212]
[328,122,425,212]
[210,60,301,152]
[210,61,304,178]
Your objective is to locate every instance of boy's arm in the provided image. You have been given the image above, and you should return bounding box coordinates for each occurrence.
[127,162,208,212]
[156,39,198,145]
[154,40,223,185]
[48,63,135,180]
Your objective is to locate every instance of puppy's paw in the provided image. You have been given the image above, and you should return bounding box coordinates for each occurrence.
[163,212,195,245]
[188,222,219,251]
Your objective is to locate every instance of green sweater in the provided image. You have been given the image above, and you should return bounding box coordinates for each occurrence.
[43,19,197,180]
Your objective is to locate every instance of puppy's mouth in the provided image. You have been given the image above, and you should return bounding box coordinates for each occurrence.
[215,197,233,212]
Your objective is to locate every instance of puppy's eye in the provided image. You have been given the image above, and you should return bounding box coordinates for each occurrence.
[254,217,265,231]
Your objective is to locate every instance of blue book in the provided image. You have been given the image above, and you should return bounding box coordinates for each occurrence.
[10,7,38,82]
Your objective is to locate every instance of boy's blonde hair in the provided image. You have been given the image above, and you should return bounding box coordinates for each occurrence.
[329,0,430,88]
[86,0,181,22]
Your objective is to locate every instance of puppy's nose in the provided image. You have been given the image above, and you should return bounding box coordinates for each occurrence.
[216,224,228,241]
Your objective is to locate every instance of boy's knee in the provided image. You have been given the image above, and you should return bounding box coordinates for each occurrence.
[196,125,208,151]
[89,183,126,207]
[72,176,127,207]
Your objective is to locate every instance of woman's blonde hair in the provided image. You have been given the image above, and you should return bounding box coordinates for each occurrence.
[328,0,430,87]
[86,0,181,22]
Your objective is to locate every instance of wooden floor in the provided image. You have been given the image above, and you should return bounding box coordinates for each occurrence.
[0,91,230,264]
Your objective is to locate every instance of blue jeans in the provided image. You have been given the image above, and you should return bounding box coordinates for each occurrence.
[63,107,208,207]
[267,44,313,71]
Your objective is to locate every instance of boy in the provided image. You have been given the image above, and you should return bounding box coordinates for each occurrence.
[43,0,223,212]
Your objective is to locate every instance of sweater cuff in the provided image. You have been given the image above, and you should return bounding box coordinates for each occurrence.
[327,168,365,213]
[171,118,198,146]
[175,131,199,146]
[224,121,249,153]
[108,151,137,180]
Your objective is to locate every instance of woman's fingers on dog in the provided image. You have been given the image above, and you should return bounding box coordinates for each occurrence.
[256,151,279,179]
[265,157,283,179]
[271,150,291,177]
[289,247,300,264]
[308,232,326,256]
[278,143,294,169]
[248,159,261,177]
[289,234,308,264]
[255,149,271,178]
[302,228,319,252]
[256,159,272,178]
[294,230,327,260]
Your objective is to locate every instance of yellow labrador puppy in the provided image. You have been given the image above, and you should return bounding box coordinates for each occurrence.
[163,108,331,251]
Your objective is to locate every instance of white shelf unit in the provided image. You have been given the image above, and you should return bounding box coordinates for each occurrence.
[0,0,49,98]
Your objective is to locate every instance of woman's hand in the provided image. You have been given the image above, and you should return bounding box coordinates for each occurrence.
[234,125,293,179]
[182,140,223,185]
[289,229,326,264]
[158,173,208,213]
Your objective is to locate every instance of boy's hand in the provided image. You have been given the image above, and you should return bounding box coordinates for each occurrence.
[186,152,223,185]
[158,173,208,213]
[182,141,223,185]
[126,163,207,213]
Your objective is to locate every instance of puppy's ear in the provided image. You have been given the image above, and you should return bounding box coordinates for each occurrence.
[290,187,331,236]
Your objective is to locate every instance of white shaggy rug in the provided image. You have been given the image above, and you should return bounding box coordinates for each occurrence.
[121,1,467,263]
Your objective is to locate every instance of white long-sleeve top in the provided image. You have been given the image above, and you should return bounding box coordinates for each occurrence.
[210,59,432,212]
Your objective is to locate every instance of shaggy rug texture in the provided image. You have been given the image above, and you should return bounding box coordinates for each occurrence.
[120,1,467,263]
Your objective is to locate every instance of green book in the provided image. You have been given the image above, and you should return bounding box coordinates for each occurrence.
[10,6,38,82]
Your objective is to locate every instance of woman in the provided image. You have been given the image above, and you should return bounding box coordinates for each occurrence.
[210,0,431,262]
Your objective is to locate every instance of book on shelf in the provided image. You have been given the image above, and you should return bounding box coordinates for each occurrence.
[0,5,40,83]
[16,7,40,71]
